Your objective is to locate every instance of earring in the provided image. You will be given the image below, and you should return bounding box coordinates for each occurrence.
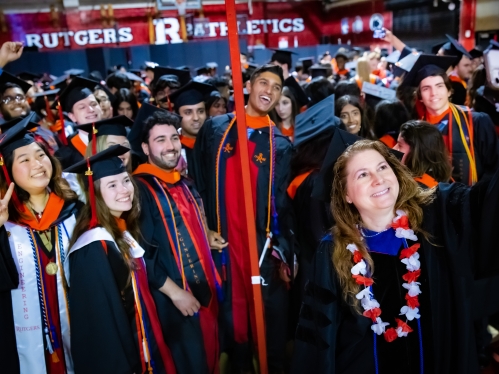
[346,199,352,204]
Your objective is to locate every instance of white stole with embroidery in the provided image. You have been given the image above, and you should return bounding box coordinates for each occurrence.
[6,215,76,374]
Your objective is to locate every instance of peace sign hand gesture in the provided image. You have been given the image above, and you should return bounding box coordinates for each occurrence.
[0,183,15,228]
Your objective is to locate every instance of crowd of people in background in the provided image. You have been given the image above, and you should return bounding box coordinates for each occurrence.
[0,25,498,374]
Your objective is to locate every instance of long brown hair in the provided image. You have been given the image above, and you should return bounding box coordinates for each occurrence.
[331,140,434,312]
[399,120,452,182]
[69,172,141,271]
[0,141,77,222]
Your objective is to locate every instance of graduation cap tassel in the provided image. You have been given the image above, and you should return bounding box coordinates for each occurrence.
[57,101,68,146]
[85,159,98,229]
[91,123,97,156]
[167,96,173,112]
[0,154,24,212]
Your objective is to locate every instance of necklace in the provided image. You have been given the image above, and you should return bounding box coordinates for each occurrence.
[348,210,421,343]
[360,227,389,238]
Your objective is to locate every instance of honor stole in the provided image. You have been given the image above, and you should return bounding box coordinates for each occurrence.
[134,166,220,374]
[6,198,76,374]
[215,114,275,344]
[425,104,477,185]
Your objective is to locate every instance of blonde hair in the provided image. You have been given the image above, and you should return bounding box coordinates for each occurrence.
[86,135,132,173]
[356,58,371,83]
[330,140,435,312]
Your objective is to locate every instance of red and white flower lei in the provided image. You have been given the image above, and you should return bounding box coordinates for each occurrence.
[348,210,421,343]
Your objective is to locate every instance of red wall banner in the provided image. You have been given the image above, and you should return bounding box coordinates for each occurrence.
[0,1,391,50]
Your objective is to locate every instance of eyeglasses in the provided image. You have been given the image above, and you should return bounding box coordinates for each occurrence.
[2,94,26,105]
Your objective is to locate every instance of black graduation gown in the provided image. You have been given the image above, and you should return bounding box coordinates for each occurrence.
[0,222,20,374]
[192,113,295,371]
[69,240,171,374]
[0,199,80,374]
[288,171,332,335]
[134,175,218,374]
[450,80,467,106]
[54,133,85,169]
[291,182,494,374]
[428,108,499,184]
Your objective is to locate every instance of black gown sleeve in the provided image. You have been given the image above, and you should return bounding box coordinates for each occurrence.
[291,238,340,373]
[451,81,467,105]
[0,226,20,374]
[69,241,139,374]
[0,226,18,292]
[135,181,170,290]
[472,111,499,179]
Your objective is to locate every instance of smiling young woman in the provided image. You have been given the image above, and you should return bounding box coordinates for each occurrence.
[292,137,499,374]
[0,115,79,374]
[65,145,176,374]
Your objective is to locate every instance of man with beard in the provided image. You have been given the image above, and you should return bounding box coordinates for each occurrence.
[193,64,295,373]
[133,109,224,374]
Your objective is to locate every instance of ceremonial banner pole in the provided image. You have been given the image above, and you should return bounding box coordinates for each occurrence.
[224,1,269,373]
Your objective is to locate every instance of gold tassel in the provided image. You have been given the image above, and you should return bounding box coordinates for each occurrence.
[51,351,60,363]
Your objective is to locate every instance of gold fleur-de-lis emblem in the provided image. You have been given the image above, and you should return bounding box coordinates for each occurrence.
[254,153,266,163]
[224,143,233,153]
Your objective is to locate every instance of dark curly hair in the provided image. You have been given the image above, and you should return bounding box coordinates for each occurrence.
[141,111,181,144]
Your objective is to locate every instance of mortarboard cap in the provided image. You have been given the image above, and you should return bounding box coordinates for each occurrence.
[0,112,38,154]
[399,54,456,88]
[31,88,60,101]
[166,81,217,110]
[469,48,483,59]
[152,66,191,87]
[335,48,349,61]
[431,41,446,55]
[284,76,310,108]
[78,115,133,146]
[64,69,85,78]
[124,71,144,83]
[311,128,404,202]
[298,57,314,75]
[440,34,473,63]
[309,65,330,79]
[49,74,69,90]
[294,94,337,147]
[385,50,401,65]
[63,144,129,181]
[0,71,32,94]
[485,40,499,53]
[17,72,41,82]
[270,49,297,67]
[52,76,99,112]
[196,66,209,76]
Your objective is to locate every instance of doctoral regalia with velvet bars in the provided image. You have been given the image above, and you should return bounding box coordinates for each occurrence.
[292,168,499,374]
[133,164,221,374]
[192,112,295,371]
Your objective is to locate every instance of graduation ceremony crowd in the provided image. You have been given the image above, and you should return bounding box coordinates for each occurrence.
[1,26,499,374]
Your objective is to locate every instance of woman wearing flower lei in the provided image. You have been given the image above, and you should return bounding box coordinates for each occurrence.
[291,131,499,374]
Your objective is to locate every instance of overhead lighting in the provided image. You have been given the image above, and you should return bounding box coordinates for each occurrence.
[448,2,456,10]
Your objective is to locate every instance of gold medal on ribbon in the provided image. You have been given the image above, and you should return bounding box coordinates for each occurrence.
[45,262,58,276]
